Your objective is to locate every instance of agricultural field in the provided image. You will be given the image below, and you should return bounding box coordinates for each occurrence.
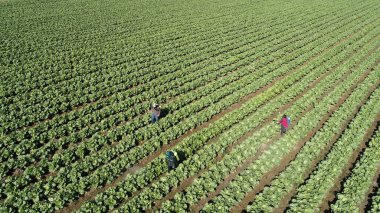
[1,0,380,212]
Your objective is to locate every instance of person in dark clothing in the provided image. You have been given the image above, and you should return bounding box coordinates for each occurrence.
[278,114,289,135]
[151,103,161,124]
[166,150,178,171]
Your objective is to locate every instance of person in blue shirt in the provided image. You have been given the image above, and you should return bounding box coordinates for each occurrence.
[151,103,161,124]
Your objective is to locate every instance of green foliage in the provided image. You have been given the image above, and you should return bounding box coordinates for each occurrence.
[1,0,380,212]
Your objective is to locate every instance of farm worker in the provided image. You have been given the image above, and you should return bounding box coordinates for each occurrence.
[166,150,179,171]
[151,103,161,124]
[278,114,289,135]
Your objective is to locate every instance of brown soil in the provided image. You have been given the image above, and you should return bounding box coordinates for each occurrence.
[12,168,23,177]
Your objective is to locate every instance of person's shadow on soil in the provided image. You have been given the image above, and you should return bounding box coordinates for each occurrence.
[160,108,170,119]
[176,150,186,164]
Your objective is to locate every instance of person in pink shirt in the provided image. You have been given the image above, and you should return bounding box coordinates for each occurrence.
[278,114,289,135]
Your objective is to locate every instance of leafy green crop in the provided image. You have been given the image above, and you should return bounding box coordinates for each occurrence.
[331,127,380,212]
[1,0,380,212]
